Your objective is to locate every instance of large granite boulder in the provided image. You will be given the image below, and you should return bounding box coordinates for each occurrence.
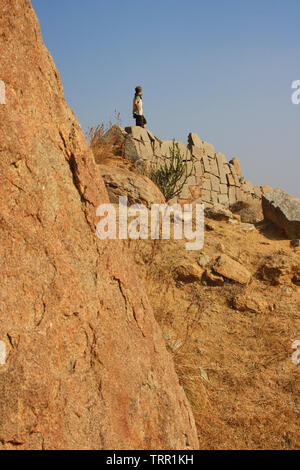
[262,188,300,239]
[98,164,165,208]
[0,0,198,450]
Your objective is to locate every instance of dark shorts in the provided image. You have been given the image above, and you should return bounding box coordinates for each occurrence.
[135,114,147,127]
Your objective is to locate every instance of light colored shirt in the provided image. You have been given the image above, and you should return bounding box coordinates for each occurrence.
[133,95,143,115]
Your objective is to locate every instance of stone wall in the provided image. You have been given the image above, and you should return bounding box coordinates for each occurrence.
[104,125,269,207]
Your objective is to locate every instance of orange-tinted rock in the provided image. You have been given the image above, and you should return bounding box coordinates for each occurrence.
[229,158,242,177]
[232,294,272,314]
[173,262,204,283]
[213,255,251,284]
[261,185,273,194]
[189,185,201,199]
[258,251,300,286]
[0,0,198,450]
[202,269,224,286]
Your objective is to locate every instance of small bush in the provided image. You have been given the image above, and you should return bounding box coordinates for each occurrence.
[147,139,195,202]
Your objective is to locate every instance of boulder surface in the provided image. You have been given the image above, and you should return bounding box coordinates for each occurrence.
[262,188,300,239]
[98,165,165,208]
[0,0,198,450]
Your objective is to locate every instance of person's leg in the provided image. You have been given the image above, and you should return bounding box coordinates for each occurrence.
[142,115,147,128]
[136,115,143,127]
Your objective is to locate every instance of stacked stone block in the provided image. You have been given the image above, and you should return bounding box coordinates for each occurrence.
[106,126,264,208]
[177,132,263,207]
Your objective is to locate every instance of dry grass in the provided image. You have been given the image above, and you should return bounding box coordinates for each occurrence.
[88,110,125,165]
[129,215,300,449]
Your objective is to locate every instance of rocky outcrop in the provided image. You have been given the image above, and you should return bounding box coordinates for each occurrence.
[101,125,266,209]
[262,188,300,239]
[0,0,198,450]
[98,165,165,208]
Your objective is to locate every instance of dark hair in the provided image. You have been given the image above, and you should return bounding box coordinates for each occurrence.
[135,86,142,95]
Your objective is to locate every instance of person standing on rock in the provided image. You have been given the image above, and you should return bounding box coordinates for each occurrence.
[133,86,147,128]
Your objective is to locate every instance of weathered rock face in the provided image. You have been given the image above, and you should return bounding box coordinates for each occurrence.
[98,165,165,208]
[262,188,300,239]
[0,0,198,450]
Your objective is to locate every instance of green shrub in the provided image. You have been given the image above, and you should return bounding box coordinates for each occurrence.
[148,139,195,202]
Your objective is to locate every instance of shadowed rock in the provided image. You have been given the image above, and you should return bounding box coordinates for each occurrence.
[262,188,300,239]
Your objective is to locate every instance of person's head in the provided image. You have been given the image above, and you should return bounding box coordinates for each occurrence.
[135,86,142,96]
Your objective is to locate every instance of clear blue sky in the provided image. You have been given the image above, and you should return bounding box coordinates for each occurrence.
[32,0,299,196]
